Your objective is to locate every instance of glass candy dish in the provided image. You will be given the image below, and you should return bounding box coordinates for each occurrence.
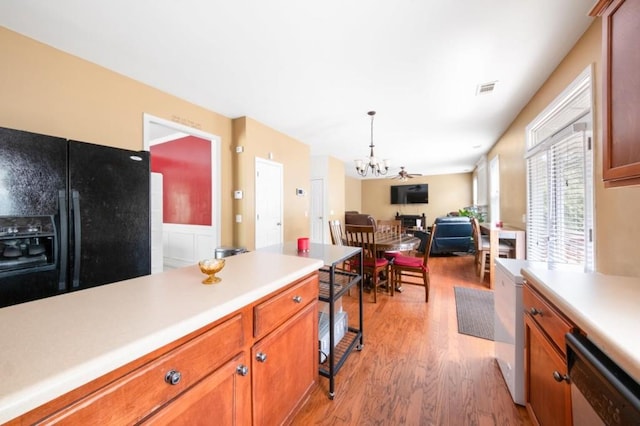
[198,258,225,284]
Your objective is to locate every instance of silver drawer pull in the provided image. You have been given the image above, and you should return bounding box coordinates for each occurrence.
[165,369,182,385]
[552,371,569,383]
[529,307,542,316]
[236,365,249,376]
[256,352,267,363]
[292,295,302,303]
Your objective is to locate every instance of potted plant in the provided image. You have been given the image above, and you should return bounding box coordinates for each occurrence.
[458,206,486,223]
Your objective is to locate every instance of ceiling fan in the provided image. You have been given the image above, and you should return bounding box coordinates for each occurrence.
[391,166,422,181]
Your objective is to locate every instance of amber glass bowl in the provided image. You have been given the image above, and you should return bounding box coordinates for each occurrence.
[198,259,225,284]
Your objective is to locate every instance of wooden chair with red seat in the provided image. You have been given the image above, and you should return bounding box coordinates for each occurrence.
[388,223,436,302]
[344,224,389,303]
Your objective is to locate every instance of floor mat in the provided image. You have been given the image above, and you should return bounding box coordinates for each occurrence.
[454,286,494,341]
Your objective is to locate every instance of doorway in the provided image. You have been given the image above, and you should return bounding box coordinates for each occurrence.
[310,178,324,243]
[143,114,221,270]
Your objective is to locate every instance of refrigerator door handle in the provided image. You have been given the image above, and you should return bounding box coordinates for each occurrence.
[58,190,68,291]
[71,190,82,288]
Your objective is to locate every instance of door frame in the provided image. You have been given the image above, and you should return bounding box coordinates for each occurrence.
[143,113,221,267]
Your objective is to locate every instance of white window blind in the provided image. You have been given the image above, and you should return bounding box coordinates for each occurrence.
[525,66,594,271]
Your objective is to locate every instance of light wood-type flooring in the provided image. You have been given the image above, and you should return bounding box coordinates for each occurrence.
[292,253,532,426]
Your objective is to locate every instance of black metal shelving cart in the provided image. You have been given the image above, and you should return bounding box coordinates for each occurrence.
[259,242,363,399]
[316,245,363,399]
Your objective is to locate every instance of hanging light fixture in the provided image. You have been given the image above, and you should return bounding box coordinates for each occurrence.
[355,111,389,177]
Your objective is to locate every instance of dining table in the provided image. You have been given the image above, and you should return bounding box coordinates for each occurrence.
[374,232,421,252]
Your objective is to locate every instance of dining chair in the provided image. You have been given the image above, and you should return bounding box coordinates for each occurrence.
[388,223,436,302]
[376,219,402,236]
[328,219,355,277]
[328,219,345,245]
[471,217,513,283]
[344,224,389,303]
[375,219,406,261]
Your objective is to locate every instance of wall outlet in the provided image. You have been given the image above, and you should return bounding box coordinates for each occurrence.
[235,214,242,223]
[234,190,243,199]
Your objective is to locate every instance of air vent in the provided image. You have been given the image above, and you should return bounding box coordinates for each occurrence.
[476,81,497,95]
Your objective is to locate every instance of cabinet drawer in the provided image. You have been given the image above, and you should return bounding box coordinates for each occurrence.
[254,273,318,338]
[39,314,246,424]
[523,284,573,356]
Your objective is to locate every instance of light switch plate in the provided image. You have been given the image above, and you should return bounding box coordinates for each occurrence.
[234,190,243,199]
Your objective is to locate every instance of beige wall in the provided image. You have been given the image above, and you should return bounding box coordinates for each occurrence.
[0,27,313,251]
[345,176,362,213]
[0,27,234,245]
[326,157,346,223]
[489,19,640,276]
[231,117,311,250]
[360,173,473,225]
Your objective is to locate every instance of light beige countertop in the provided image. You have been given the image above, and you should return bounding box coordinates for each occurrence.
[521,267,640,385]
[0,250,323,423]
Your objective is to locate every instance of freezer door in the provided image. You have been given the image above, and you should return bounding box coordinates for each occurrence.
[0,127,67,307]
[68,141,150,289]
[0,127,67,216]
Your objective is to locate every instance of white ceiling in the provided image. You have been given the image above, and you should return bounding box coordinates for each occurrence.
[0,0,595,178]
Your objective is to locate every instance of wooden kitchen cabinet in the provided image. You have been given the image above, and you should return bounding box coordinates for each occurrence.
[523,282,574,426]
[144,352,251,425]
[591,0,640,187]
[12,272,319,425]
[26,313,250,425]
[252,273,318,425]
[252,302,317,425]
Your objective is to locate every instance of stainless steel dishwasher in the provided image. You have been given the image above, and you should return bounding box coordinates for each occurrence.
[566,332,640,425]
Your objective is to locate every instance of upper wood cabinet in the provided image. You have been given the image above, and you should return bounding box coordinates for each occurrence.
[591,0,640,187]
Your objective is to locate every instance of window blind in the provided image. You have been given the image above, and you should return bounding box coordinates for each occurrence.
[525,66,594,272]
[526,121,593,271]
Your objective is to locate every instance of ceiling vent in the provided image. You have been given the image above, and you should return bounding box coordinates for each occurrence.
[476,81,497,95]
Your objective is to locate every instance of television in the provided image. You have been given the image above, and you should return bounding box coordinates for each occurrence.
[390,184,428,204]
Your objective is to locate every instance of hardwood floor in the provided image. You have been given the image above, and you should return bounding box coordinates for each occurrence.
[292,254,532,426]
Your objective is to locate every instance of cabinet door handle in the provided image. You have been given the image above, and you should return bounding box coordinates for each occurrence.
[256,352,267,363]
[292,295,302,303]
[165,369,182,385]
[552,371,569,383]
[236,364,249,376]
[529,307,542,316]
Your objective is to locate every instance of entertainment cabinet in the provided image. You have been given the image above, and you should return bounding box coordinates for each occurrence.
[395,213,426,230]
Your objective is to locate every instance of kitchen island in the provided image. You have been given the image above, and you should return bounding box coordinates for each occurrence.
[0,250,324,424]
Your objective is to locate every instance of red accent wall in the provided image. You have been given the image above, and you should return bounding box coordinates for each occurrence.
[150,136,212,225]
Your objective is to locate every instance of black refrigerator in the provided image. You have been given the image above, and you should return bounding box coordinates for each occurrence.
[0,126,151,308]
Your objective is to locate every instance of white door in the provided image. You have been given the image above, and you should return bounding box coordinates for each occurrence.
[310,178,324,243]
[255,158,283,249]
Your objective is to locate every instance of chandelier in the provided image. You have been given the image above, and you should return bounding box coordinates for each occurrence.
[355,111,389,177]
